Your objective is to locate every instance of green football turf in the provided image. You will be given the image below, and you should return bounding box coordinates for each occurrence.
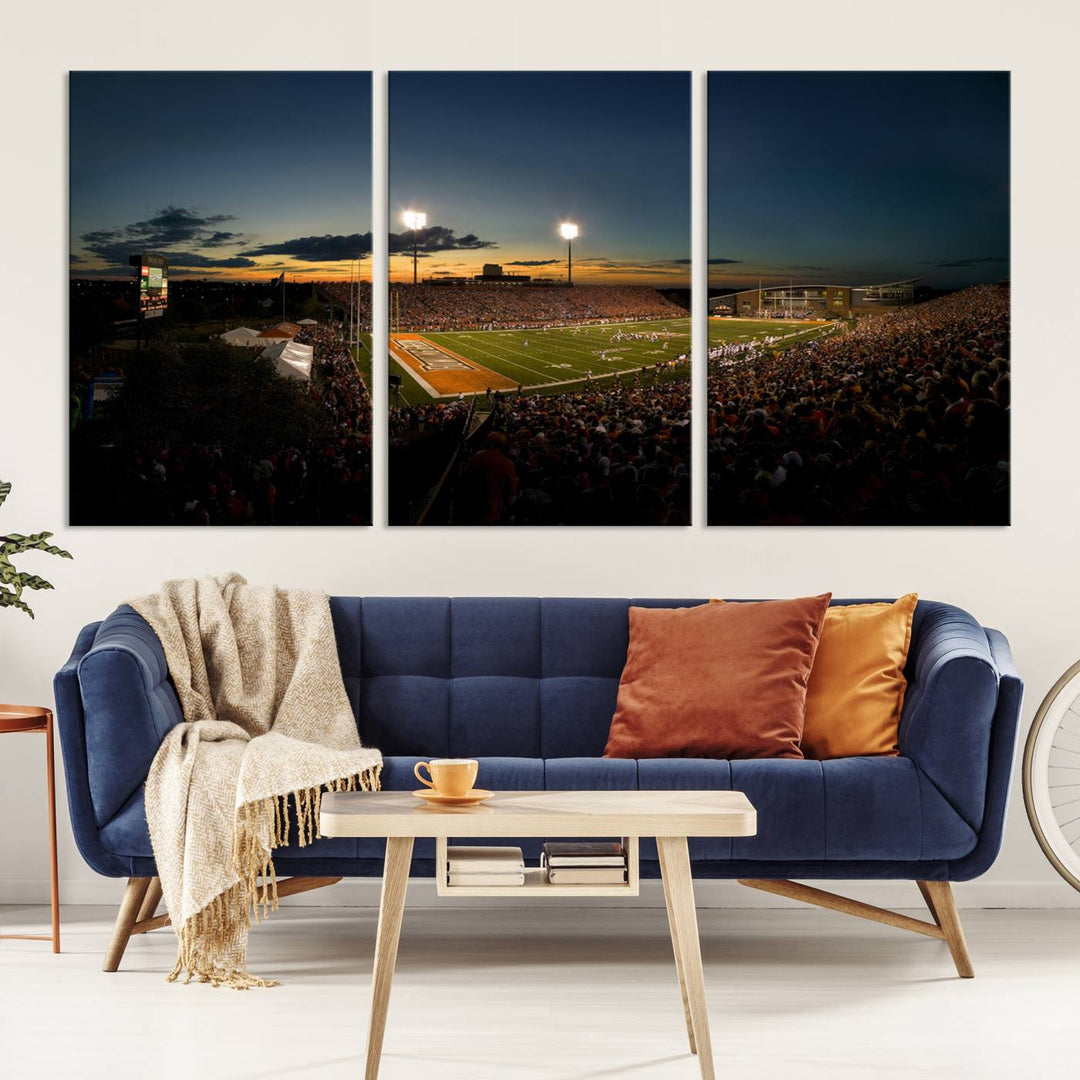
[386,317,835,403]
[707,318,830,348]
[391,318,692,403]
[352,332,372,384]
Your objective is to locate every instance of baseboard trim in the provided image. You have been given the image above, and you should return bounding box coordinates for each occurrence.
[3,877,1078,909]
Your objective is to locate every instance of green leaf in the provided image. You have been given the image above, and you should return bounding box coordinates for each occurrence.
[0,479,71,619]
[0,591,34,617]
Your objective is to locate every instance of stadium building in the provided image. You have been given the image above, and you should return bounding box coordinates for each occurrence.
[423,263,533,285]
[709,279,918,318]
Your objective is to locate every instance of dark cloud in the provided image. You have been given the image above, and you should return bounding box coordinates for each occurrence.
[69,253,86,264]
[203,231,243,248]
[78,205,248,268]
[81,228,122,246]
[164,252,257,269]
[242,233,372,262]
[505,259,560,267]
[920,256,1006,269]
[784,264,828,272]
[707,258,742,265]
[389,225,496,254]
[124,206,235,247]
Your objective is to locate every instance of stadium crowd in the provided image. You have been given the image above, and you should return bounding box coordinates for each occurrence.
[389,399,472,444]
[450,371,691,525]
[321,280,373,329]
[390,284,687,331]
[707,285,1010,525]
[98,321,372,526]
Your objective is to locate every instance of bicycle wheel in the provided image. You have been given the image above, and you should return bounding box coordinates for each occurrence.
[1023,659,1080,892]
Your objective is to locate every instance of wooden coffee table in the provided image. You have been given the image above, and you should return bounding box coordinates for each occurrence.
[320,789,757,1080]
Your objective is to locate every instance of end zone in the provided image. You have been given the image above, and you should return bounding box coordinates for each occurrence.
[390,334,518,397]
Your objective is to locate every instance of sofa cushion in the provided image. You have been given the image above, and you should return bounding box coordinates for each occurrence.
[97,754,976,865]
[638,758,733,861]
[604,596,831,760]
[728,757,975,861]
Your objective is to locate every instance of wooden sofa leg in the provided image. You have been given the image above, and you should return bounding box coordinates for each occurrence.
[103,877,150,972]
[136,877,163,924]
[917,881,974,978]
[738,878,975,979]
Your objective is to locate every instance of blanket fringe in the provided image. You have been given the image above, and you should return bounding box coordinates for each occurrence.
[172,763,381,988]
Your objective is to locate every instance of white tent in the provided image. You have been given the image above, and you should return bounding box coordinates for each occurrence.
[296,318,319,326]
[259,340,314,382]
[220,326,262,347]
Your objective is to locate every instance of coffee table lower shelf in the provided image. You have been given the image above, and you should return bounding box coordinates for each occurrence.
[435,835,640,897]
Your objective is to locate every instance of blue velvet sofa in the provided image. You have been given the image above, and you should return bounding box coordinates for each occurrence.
[54,596,1023,975]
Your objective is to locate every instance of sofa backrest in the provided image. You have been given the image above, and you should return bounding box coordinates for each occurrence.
[329,597,704,758]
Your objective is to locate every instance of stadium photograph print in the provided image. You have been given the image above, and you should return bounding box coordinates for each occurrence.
[69,71,374,526]
[388,71,692,526]
[707,71,1010,527]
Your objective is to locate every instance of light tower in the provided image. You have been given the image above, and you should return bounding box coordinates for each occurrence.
[402,209,427,285]
[559,222,579,286]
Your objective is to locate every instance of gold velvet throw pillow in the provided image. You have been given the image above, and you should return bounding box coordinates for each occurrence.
[800,594,918,759]
[603,595,831,760]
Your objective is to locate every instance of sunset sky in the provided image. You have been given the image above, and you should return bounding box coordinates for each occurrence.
[389,72,691,286]
[708,72,1010,291]
[69,72,372,282]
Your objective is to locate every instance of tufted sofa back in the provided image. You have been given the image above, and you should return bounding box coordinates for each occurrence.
[330,597,702,759]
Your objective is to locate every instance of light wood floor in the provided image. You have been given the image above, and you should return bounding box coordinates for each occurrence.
[0,903,1076,1079]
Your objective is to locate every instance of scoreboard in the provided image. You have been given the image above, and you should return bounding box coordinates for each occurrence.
[129,253,169,318]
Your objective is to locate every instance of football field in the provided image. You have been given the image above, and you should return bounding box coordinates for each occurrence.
[387,317,832,403]
[707,317,828,348]
[391,318,691,403]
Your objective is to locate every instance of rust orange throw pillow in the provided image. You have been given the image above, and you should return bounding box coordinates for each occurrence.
[603,595,831,760]
[800,594,918,759]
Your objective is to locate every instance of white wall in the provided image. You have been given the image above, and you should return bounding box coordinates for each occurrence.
[2,0,1079,910]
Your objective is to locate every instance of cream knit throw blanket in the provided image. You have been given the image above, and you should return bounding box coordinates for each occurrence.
[130,574,381,989]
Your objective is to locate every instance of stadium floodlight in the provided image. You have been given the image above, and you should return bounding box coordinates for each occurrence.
[559,222,579,286]
[402,209,427,284]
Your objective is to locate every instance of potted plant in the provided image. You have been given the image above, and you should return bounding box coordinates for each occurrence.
[0,480,72,617]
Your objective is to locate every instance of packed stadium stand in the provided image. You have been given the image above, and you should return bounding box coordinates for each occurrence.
[707,284,1009,526]
[390,284,688,331]
[72,319,372,526]
[390,368,691,526]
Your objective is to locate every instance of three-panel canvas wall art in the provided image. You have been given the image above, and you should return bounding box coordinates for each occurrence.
[69,71,1009,527]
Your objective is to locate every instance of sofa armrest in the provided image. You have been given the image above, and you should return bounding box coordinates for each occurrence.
[899,602,1001,833]
[75,606,183,828]
[945,627,1024,880]
[54,619,135,877]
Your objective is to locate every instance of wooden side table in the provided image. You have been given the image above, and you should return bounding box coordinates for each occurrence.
[0,705,60,953]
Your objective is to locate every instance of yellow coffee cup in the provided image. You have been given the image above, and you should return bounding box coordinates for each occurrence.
[414,758,479,797]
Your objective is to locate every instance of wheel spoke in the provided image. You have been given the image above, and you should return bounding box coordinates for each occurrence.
[1027,667,1080,891]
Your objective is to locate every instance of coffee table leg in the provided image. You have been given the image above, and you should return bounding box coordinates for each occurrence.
[366,836,414,1080]
[657,841,697,1055]
[657,836,714,1080]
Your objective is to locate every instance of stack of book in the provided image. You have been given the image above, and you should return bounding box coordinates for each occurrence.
[541,841,628,885]
[446,845,525,887]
